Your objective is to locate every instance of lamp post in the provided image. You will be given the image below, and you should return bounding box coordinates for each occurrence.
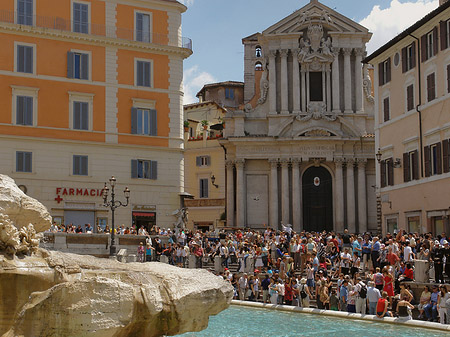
[102,176,130,256]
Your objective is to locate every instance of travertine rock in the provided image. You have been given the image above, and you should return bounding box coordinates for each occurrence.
[0,216,40,256]
[0,250,233,337]
[0,175,51,232]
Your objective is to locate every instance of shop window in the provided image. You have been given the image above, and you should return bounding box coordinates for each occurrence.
[407,216,421,233]
[386,218,398,235]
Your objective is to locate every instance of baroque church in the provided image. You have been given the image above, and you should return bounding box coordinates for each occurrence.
[221,0,377,233]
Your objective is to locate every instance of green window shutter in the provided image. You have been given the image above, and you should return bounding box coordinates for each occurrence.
[81,53,89,80]
[412,150,419,180]
[151,160,157,180]
[81,102,89,130]
[25,96,33,125]
[443,139,449,173]
[424,145,431,177]
[67,52,74,78]
[16,96,24,124]
[403,152,410,183]
[401,47,407,73]
[16,152,23,172]
[73,102,80,129]
[131,160,138,178]
[436,142,442,175]
[24,152,32,172]
[131,108,138,134]
[380,160,386,188]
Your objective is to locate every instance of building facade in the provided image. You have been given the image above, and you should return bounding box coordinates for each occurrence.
[183,82,244,231]
[0,0,191,231]
[221,0,377,233]
[365,0,450,236]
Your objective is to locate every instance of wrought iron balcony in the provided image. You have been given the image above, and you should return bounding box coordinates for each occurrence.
[0,10,192,51]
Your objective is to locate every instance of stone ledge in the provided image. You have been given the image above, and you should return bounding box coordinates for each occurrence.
[231,300,450,332]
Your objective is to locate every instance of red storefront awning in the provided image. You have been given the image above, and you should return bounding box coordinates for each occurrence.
[132,212,155,217]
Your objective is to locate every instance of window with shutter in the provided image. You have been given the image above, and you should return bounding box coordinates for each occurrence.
[380,160,386,188]
[132,159,157,180]
[73,101,89,130]
[136,13,151,43]
[73,155,88,175]
[68,52,89,80]
[16,151,32,173]
[406,85,414,112]
[136,60,152,87]
[427,73,436,102]
[447,64,450,94]
[442,139,449,173]
[73,2,89,34]
[402,43,415,73]
[421,34,427,62]
[424,145,431,177]
[199,178,209,198]
[387,158,394,186]
[16,96,33,126]
[435,142,442,175]
[412,150,419,180]
[383,97,390,122]
[403,152,410,183]
[441,20,449,51]
[17,45,33,74]
[427,30,434,59]
[17,0,33,25]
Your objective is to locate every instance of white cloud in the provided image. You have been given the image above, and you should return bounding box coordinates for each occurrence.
[179,0,194,6]
[183,65,216,105]
[360,0,439,54]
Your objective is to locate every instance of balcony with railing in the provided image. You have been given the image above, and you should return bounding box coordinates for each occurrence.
[0,10,193,51]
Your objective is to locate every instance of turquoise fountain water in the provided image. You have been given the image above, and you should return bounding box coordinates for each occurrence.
[179,306,448,337]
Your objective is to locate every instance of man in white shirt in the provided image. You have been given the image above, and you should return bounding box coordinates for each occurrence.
[238,274,248,301]
[354,277,367,314]
[366,281,381,315]
[403,241,415,262]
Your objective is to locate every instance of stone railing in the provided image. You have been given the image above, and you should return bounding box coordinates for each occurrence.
[0,10,192,50]
[184,198,225,207]
[41,232,169,258]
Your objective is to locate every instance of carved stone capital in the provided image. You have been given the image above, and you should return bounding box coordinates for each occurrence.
[342,48,353,56]
[226,160,235,169]
[291,158,302,165]
[292,48,300,57]
[332,48,340,57]
[354,48,365,57]
[269,158,279,168]
[235,159,245,169]
[280,159,290,167]
[269,50,277,58]
[357,158,368,168]
[345,158,355,166]
[280,49,289,58]
[334,157,345,167]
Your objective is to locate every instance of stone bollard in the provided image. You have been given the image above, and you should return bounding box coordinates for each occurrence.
[413,259,429,283]
[188,255,196,269]
[160,255,169,264]
[214,256,222,273]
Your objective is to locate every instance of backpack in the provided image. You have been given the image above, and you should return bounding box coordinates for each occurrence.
[359,284,367,299]
[300,285,307,299]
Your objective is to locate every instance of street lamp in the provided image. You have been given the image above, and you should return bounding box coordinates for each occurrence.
[102,176,130,256]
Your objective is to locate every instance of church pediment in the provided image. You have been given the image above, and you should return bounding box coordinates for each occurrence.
[262,0,369,36]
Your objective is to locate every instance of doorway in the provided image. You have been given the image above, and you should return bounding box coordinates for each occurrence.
[302,166,333,232]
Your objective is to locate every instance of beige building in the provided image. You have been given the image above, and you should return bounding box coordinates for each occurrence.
[183,82,243,231]
[221,0,377,233]
[364,0,450,235]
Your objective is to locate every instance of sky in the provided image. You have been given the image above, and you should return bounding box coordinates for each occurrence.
[179,0,440,104]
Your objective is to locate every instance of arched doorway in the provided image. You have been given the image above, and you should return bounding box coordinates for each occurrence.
[302,166,333,232]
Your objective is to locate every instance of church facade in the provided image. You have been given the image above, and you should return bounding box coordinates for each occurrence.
[221,0,377,233]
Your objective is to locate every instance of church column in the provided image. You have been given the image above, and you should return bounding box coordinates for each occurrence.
[269,159,279,229]
[301,67,306,112]
[357,159,368,233]
[335,158,345,233]
[343,48,353,113]
[292,50,301,114]
[269,50,277,114]
[226,160,235,227]
[355,48,365,113]
[281,159,290,226]
[292,158,301,232]
[322,68,326,105]
[235,159,245,227]
[326,64,332,113]
[332,48,340,113]
[346,158,356,233]
[280,49,289,114]
[306,66,310,106]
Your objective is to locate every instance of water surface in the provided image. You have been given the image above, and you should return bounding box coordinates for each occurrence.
[179,306,448,337]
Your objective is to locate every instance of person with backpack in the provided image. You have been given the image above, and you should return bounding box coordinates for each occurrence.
[354,277,367,314]
[299,278,311,308]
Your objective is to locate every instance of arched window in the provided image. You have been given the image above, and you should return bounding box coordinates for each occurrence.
[255,46,262,58]
[255,62,263,71]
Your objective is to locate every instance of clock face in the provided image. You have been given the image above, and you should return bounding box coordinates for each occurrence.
[18,185,27,194]
[313,177,320,187]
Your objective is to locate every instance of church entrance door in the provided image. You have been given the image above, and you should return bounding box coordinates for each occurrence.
[302,166,333,232]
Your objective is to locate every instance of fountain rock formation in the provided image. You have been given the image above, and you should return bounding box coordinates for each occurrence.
[0,175,233,336]
[0,175,52,232]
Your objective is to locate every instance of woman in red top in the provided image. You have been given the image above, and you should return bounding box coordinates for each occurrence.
[376,291,392,318]
[382,267,394,307]
[284,278,293,305]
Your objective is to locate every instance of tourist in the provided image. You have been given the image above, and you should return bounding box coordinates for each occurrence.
[376,291,392,318]
[438,285,449,324]
[367,281,381,315]
[238,273,248,301]
[137,242,145,262]
[299,278,311,308]
[431,241,445,284]
[261,274,271,303]
[269,279,279,304]
[424,286,439,322]
[396,299,414,320]
[382,267,394,307]
[340,247,351,276]
[354,277,367,314]
[339,280,348,312]
[145,243,154,262]
[418,285,432,319]
[329,288,339,311]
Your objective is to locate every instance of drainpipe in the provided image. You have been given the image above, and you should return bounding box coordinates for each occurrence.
[408,33,424,178]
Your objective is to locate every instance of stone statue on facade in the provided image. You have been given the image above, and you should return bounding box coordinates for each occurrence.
[257,58,269,104]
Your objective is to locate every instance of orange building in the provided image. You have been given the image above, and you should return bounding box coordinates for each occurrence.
[0,0,192,231]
